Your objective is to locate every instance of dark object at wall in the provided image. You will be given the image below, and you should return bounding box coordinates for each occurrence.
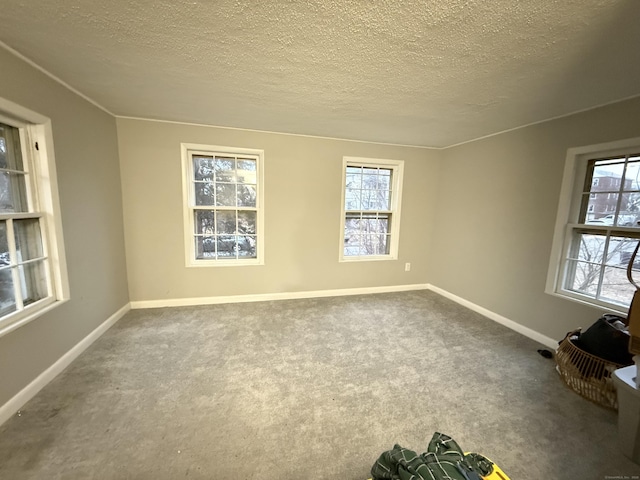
[573,314,633,366]
[537,349,553,359]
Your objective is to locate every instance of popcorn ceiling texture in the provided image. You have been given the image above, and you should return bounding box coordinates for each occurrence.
[1,0,640,147]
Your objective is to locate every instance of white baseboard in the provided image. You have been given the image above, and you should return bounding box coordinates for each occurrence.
[0,303,131,427]
[427,284,558,349]
[130,283,431,309]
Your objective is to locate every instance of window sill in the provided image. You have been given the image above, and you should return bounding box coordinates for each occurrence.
[339,255,398,263]
[545,288,627,316]
[0,297,68,339]
[186,258,264,268]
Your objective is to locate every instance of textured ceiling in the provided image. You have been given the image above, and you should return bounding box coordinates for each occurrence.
[1,0,640,147]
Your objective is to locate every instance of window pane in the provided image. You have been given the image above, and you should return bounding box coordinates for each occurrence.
[216,235,237,258]
[378,170,391,191]
[0,268,16,316]
[237,159,256,184]
[14,219,43,262]
[193,156,214,181]
[346,171,362,189]
[583,157,640,227]
[572,233,606,264]
[237,211,256,235]
[600,265,636,306]
[215,183,236,207]
[196,236,216,259]
[592,162,624,191]
[361,189,390,210]
[625,160,640,191]
[19,261,47,306]
[216,211,236,234]
[362,168,378,188]
[377,217,389,235]
[214,157,235,182]
[0,171,28,213]
[194,210,215,235]
[362,234,389,255]
[345,214,360,236]
[0,221,9,266]
[344,246,360,257]
[345,188,361,210]
[195,182,215,206]
[237,236,256,258]
[0,131,6,170]
[565,259,600,296]
[237,184,256,207]
[583,193,617,223]
[344,234,362,256]
[343,232,390,256]
[610,237,640,267]
[0,124,24,171]
[361,215,389,235]
[619,248,640,278]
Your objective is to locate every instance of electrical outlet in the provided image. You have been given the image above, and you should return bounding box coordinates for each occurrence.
[405,262,411,272]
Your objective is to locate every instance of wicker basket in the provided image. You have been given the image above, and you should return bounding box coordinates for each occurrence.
[555,330,627,410]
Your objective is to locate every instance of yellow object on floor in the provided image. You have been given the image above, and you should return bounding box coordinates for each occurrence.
[366,453,511,480]
[467,452,511,480]
[482,460,510,480]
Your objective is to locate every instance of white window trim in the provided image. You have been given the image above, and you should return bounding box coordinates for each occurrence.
[180,143,265,267]
[546,136,640,314]
[339,156,404,262]
[0,97,69,338]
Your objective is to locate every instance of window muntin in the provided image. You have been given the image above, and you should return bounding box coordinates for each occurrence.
[182,145,263,266]
[552,146,640,311]
[0,121,57,329]
[340,157,403,261]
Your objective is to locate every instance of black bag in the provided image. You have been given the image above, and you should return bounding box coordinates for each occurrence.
[573,314,633,365]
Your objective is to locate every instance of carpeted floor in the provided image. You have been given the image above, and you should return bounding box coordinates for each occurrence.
[0,290,638,479]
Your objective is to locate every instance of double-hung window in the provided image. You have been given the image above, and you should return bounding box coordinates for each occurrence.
[0,103,68,336]
[340,157,404,261]
[548,138,640,312]
[181,144,264,266]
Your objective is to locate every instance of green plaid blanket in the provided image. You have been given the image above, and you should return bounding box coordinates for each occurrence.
[371,432,493,480]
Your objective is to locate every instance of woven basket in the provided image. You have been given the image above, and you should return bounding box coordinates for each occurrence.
[555,330,627,410]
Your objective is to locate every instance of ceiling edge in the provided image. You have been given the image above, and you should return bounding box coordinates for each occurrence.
[114,115,441,150]
[0,40,114,117]
[443,93,640,150]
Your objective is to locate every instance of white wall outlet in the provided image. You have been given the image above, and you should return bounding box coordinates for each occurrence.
[405,262,411,272]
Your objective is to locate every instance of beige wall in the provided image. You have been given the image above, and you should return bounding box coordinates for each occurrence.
[117,118,439,302]
[429,97,640,341]
[0,48,129,406]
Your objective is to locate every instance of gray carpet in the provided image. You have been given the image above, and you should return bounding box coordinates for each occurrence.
[0,290,638,479]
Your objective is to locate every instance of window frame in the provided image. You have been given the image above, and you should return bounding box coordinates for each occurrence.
[0,97,69,337]
[339,156,404,262]
[180,143,265,267]
[547,137,640,314]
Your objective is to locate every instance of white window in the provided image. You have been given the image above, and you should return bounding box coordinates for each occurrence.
[181,144,264,266]
[340,156,404,261]
[547,137,640,313]
[0,99,68,336]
